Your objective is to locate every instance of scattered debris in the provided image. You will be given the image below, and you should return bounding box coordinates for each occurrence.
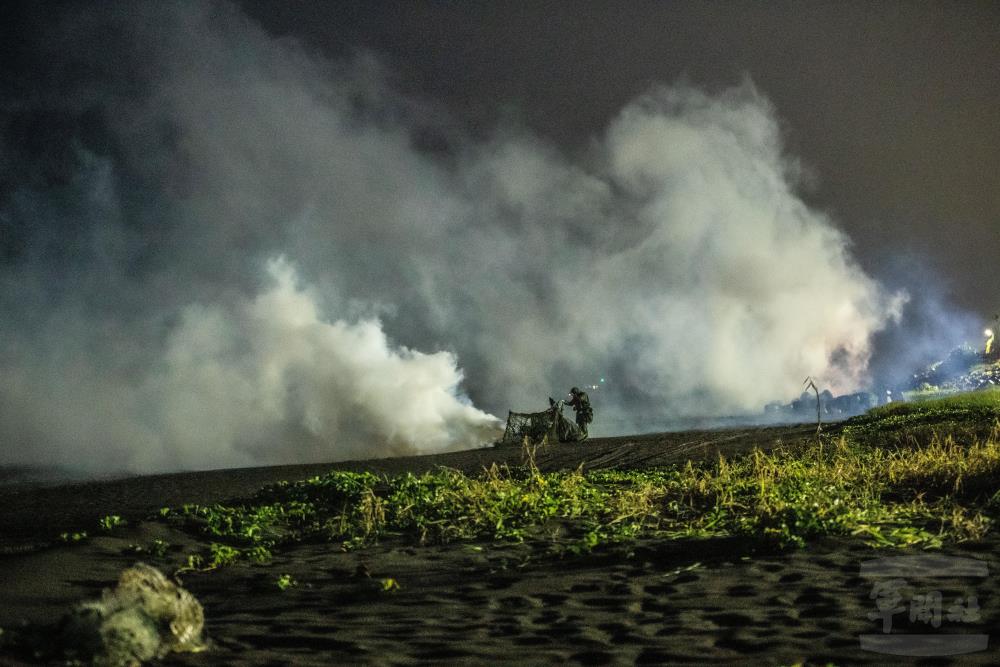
[56,563,207,666]
[499,400,586,445]
[764,390,878,420]
[767,333,1000,418]
[909,341,1000,394]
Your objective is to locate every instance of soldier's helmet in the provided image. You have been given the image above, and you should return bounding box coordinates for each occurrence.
[570,386,580,395]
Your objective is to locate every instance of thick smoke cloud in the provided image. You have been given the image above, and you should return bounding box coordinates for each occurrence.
[1,2,904,473]
[152,258,501,468]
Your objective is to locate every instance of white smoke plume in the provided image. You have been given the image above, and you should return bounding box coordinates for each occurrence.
[0,2,905,473]
[146,257,502,470]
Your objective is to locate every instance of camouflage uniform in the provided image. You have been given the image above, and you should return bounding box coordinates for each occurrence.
[567,387,593,437]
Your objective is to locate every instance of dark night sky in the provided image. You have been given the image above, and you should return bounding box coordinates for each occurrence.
[244,0,1000,315]
[0,1,998,471]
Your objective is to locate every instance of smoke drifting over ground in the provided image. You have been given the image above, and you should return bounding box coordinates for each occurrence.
[1,2,907,473]
[148,258,501,469]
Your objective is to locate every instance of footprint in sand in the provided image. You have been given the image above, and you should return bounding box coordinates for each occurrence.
[409,646,477,660]
[596,621,641,645]
[568,582,600,594]
[642,583,677,596]
[726,584,757,597]
[537,592,569,606]
[487,622,521,638]
[793,586,832,604]
[497,595,538,611]
[636,648,687,664]
[580,596,629,610]
[538,621,582,639]
[640,597,677,615]
[570,649,616,665]
[512,635,551,647]
[485,575,518,590]
[531,609,563,625]
[705,612,755,627]
[792,629,827,639]
[715,636,780,653]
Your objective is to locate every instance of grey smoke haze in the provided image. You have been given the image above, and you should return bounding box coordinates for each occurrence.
[1,2,909,473]
[867,258,986,392]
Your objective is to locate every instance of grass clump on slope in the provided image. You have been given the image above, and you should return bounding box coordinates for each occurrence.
[843,386,1000,448]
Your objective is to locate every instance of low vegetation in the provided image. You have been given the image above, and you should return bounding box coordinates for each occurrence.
[97,515,127,533]
[275,574,297,591]
[843,386,1000,448]
[148,390,1000,569]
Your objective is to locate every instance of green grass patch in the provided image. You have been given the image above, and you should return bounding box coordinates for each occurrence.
[842,387,1000,448]
[152,391,1000,566]
[97,515,127,533]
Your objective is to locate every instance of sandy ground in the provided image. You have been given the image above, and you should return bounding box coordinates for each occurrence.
[3,424,1000,665]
